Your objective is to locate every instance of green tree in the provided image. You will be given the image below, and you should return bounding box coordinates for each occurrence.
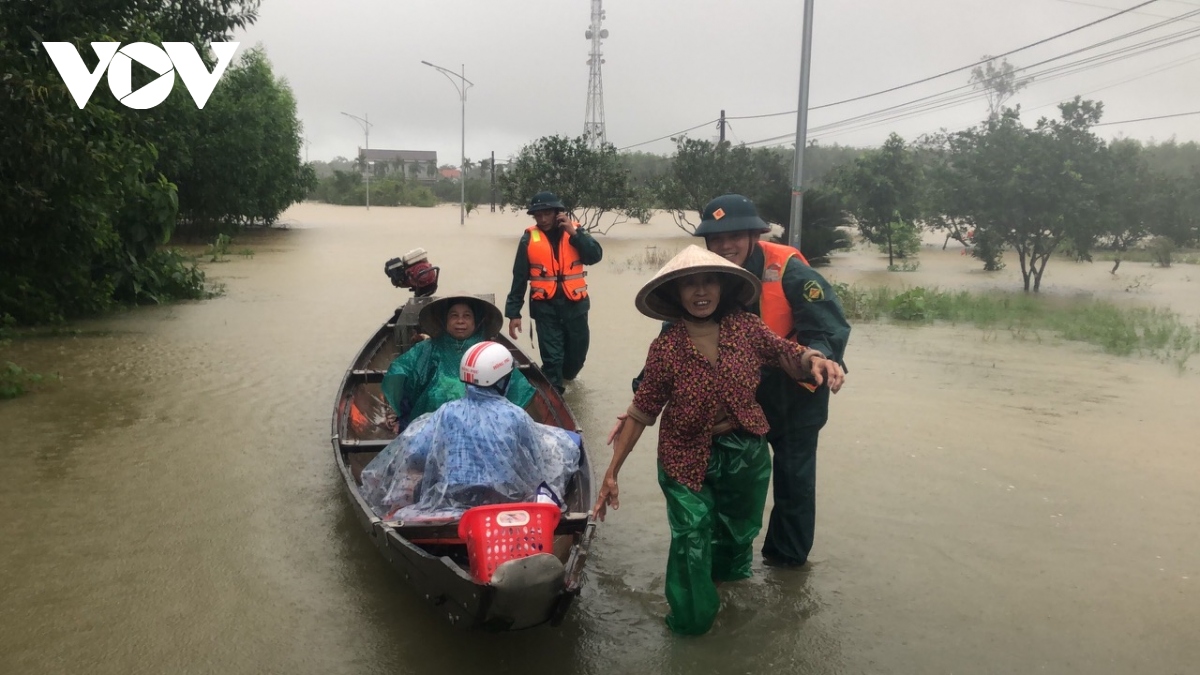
[796,141,866,184]
[1139,139,1200,179]
[1091,139,1153,273]
[1145,172,1200,247]
[657,138,757,232]
[174,47,315,232]
[915,132,986,257]
[948,100,1109,292]
[832,133,923,267]
[498,135,638,233]
[0,0,261,324]
[970,56,1034,118]
[657,137,851,261]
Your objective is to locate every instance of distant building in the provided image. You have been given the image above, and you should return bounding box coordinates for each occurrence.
[439,167,461,180]
[357,148,438,182]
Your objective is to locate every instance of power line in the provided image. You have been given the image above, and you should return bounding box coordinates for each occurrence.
[803,21,1200,141]
[726,110,798,121]
[806,7,1200,134]
[1024,48,1200,114]
[1095,109,1200,124]
[617,0,1176,151]
[1053,0,1200,22]
[617,119,718,151]
[728,0,1169,124]
[740,10,1200,145]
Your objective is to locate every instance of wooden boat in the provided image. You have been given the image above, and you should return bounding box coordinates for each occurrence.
[331,295,595,630]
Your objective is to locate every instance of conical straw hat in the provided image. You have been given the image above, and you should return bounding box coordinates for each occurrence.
[635,245,761,321]
[418,293,503,338]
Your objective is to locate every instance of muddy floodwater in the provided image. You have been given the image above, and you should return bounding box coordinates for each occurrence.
[2,203,1198,674]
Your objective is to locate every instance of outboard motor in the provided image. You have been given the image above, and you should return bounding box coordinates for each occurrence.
[384,248,440,297]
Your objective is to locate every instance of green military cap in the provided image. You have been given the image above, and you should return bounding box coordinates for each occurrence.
[526,191,566,214]
[693,194,771,236]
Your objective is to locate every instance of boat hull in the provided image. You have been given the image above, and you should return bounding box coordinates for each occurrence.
[332,299,593,630]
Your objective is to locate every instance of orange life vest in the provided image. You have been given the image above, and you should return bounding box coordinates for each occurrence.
[525,225,588,302]
[757,241,809,340]
[756,241,819,392]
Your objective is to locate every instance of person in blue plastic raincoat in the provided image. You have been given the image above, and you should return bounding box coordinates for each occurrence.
[361,341,581,519]
[381,294,535,432]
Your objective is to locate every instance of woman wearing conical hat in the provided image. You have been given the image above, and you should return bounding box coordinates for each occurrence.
[591,246,843,636]
[381,293,535,431]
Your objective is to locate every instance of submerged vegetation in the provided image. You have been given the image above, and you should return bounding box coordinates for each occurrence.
[2,3,311,327]
[0,362,54,400]
[834,283,1200,370]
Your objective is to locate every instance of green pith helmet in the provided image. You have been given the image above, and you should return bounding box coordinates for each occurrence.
[692,194,770,237]
[526,191,566,214]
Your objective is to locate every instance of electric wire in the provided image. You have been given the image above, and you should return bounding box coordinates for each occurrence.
[800,23,1200,142]
[617,119,718,151]
[1094,108,1200,124]
[721,0,1167,123]
[738,11,1200,145]
[617,1,1189,151]
[807,26,1200,141]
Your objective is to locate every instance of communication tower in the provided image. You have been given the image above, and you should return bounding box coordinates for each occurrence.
[583,0,608,147]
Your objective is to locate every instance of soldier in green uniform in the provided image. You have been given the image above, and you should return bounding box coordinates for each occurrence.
[505,191,604,393]
[695,194,850,567]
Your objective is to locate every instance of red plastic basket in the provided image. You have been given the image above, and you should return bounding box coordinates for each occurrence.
[457,503,562,583]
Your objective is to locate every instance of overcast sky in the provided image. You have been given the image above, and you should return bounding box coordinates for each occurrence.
[232,0,1200,164]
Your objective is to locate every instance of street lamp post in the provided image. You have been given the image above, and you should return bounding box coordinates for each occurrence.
[421,60,473,225]
[341,111,373,210]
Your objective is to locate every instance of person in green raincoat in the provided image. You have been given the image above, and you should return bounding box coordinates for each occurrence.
[382,294,535,430]
[591,246,843,636]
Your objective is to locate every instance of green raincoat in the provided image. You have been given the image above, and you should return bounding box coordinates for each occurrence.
[381,329,535,428]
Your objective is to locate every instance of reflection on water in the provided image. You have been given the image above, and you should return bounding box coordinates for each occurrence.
[1,204,1198,675]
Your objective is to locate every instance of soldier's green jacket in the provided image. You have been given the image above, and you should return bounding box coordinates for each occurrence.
[745,243,850,428]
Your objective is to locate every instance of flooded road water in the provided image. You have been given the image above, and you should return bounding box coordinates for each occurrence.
[2,203,1198,674]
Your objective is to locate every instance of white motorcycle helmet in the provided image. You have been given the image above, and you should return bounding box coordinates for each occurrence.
[459,341,514,392]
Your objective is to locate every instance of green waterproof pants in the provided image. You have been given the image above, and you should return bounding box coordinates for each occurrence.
[534,312,590,389]
[657,430,771,636]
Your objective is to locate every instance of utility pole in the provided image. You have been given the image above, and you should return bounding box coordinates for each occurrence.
[718,109,726,144]
[460,63,466,223]
[788,0,815,252]
[341,111,372,210]
[490,150,496,213]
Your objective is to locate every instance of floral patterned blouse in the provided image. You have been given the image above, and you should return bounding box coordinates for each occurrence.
[631,309,810,491]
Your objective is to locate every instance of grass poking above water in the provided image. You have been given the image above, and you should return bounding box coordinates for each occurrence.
[833,283,1200,370]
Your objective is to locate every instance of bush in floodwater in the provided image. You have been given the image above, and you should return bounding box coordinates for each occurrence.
[890,288,928,321]
[832,282,1200,369]
[1147,236,1175,268]
[207,233,232,262]
[1,361,44,399]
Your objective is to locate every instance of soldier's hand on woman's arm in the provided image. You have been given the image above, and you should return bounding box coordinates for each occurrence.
[808,355,844,393]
